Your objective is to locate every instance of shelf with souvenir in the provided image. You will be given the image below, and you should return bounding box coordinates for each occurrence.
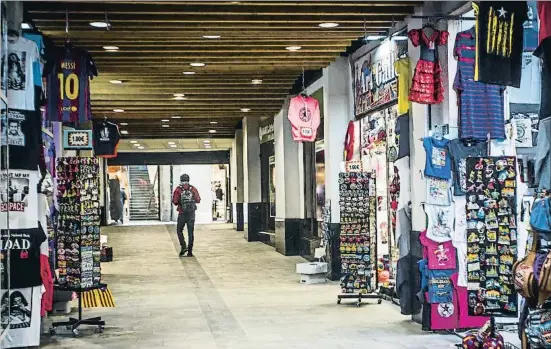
[336,171,383,306]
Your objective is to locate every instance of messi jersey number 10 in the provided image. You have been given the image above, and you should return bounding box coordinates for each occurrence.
[57,73,79,100]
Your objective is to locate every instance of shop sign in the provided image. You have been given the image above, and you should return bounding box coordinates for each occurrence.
[345,160,363,173]
[63,129,93,150]
[259,123,274,144]
[353,40,406,117]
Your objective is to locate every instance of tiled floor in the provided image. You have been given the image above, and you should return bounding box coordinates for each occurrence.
[41,223,459,349]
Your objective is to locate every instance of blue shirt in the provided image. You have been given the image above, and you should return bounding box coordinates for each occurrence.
[418,259,429,291]
[453,28,505,140]
[22,33,44,87]
[423,137,452,179]
[428,269,454,304]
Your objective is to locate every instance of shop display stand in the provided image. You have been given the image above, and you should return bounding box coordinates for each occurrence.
[50,157,105,337]
[336,172,383,307]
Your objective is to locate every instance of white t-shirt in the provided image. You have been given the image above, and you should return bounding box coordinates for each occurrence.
[6,37,39,111]
[425,203,454,242]
[452,196,468,287]
[38,193,49,256]
[489,125,516,156]
[0,286,43,348]
[0,170,39,229]
[427,177,451,206]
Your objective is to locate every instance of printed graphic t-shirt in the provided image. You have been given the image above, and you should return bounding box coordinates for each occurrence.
[93,121,121,158]
[0,286,43,349]
[447,139,488,196]
[4,37,40,111]
[0,170,39,230]
[0,109,40,171]
[1,228,46,288]
[419,230,457,270]
[287,95,320,142]
[451,272,489,328]
[472,1,528,87]
[534,37,551,119]
[425,203,455,243]
[428,269,455,304]
[423,137,451,179]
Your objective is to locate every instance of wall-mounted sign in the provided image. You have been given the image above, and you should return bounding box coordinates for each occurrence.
[63,129,93,150]
[354,40,407,117]
[345,160,363,173]
[259,122,274,144]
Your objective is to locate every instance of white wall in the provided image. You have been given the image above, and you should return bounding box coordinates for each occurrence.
[172,165,214,224]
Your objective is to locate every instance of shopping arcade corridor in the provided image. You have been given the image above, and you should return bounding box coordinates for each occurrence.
[42,223,457,349]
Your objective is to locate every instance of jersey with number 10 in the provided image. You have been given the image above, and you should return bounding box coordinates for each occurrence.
[46,46,97,124]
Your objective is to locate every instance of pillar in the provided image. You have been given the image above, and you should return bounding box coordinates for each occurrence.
[231,129,244,231]
[242,118,261,241]
[159,165,172,222]
[274,98,302,255]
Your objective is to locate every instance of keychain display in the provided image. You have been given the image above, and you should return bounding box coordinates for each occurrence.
[338,172,377,294]
[55,157,101,289]
[465,156,517,317]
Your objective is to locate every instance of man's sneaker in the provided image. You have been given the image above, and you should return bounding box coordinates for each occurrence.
[187,253,193,257]
[179,247,187,257]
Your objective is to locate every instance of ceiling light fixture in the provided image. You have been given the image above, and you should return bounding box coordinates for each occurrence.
[170,144,178,148]
[202,35,221,39]
[319,22,340,28]
[109,80,123,84]
[203,140,211,143]
[133,143,141,147]
[392,35,408,41]
[21,23,32,30]
[120,122,128,126]
[286,46,302,52]
[162,124,170,128]
[172,96,188,100]
[190,62,206,67]
[171,116,182,119]
[120,130,129,135]
[183,71,196,75]
[251,79,263,85]
[241,108,251,112]
[168,141,175,145]
[173,93,185,97]
[365,35,385,41]
[161,119,170,122]
[130,140,138,144]
[210,121,218,124]
[137,146,144,150]
[103,45,119,51]
[209,130,217,133]
[90,21,110,28]
[113,109,124,113]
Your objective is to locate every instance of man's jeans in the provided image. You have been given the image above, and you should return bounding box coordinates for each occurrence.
[176,212,195,252]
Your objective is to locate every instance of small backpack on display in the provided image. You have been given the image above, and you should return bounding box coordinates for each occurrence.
[531,197,551,234]
[180,186,196,213]
[513,231,539,307]
[539,252,551,307]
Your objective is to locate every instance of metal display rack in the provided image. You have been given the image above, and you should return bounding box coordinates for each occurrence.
[337,171,383,306]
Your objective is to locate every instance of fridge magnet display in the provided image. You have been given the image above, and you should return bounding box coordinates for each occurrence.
[337,172,383,306]
[465,156,518,317]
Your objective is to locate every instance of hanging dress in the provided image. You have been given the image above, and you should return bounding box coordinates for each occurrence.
[408,28,449,105]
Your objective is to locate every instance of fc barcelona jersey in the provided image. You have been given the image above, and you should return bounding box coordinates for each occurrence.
[46,46,97,124]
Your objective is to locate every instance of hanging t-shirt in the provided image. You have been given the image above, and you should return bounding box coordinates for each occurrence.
[490,126,517,156]
[538,1,551,44]
[1,228,46,288]
[472,1,529,88]
[450,273,489,328]
[447,139,488,196]
[428,269,455,304]
[394,58,410,115]
[0,170,39,230]
[22,33,45,87]
[431,299,459,330]
[534,37,551,119]
[508,53,541,105]
[427,177,451,206]
[423,137,452,179]
[0,286,42,348]
[93,121,121,158]
[0,109,40,171]
[513,118,533,147]
[425,203,455,242]
[287,95,320,142]
[4,36,40,111]
[419,230,457,270]
[395,114,410,160]
[45,45,98,124]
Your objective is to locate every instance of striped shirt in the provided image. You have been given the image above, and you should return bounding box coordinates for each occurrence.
[453,28,505,140]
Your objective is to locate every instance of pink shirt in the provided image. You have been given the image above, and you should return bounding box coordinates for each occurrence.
[451,273,489,328]
[428,292,459,330]
[419,230,457,270]
[288,95,320,142]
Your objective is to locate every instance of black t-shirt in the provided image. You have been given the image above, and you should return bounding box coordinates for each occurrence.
[1,227,46,288]
[0,109,40,171]
[535,37,551,119]
[93,121,121,158]
[473,1,528,87]
[395,113,410,160]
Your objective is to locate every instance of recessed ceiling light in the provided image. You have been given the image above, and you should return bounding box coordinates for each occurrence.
[113,109,124,113]
[251,79,263,85]
[202,35,221,39]
[173,93,185,97]
[120,122,128,126]
[172,96,188,100]
[168,141,176,145]
[183,71,196,75]
[109,80,123,84]
[203,140,211,143]
[120,130,129,135]
[103,45,119,51]
[162,124,170,128]
[365,35,385,41]
[319,22,340,28]
[209,130,217,133]
[169,144,178,148]
[21,23,32,30]
[190,63,206,67]
[130,140,138,144]
[286,46,302,52]
[161,119,170,122]
[90,21,111,28]
[137,146,144,150]
[241,108,251,112]
[171,116,182,119]
[210,121,218,124]
[133,143,141,147]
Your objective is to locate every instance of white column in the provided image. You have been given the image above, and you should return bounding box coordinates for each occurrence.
[158,165,172,222]
[242,117,261,240]
[230,129,244,230]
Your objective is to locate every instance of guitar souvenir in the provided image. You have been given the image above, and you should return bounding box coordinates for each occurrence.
[465,157,517,317]
[55,157,102,289]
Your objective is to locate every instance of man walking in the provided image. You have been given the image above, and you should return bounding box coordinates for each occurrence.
[172,174,201,257]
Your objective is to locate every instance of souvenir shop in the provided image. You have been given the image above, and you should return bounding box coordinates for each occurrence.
[0,2,120,346]
[338,1,551,348]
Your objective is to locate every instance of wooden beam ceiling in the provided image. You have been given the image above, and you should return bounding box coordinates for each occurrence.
[26,1,418,139]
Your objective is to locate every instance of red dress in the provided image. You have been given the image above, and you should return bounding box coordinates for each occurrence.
[408,28,449,105]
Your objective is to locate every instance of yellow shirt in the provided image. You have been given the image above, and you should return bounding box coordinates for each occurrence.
[394,58,411,115]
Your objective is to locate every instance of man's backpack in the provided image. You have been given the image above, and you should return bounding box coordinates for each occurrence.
[180,186,196,213]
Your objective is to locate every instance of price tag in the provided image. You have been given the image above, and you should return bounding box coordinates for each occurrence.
[345,161,363,173]
[300,127,313,137]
